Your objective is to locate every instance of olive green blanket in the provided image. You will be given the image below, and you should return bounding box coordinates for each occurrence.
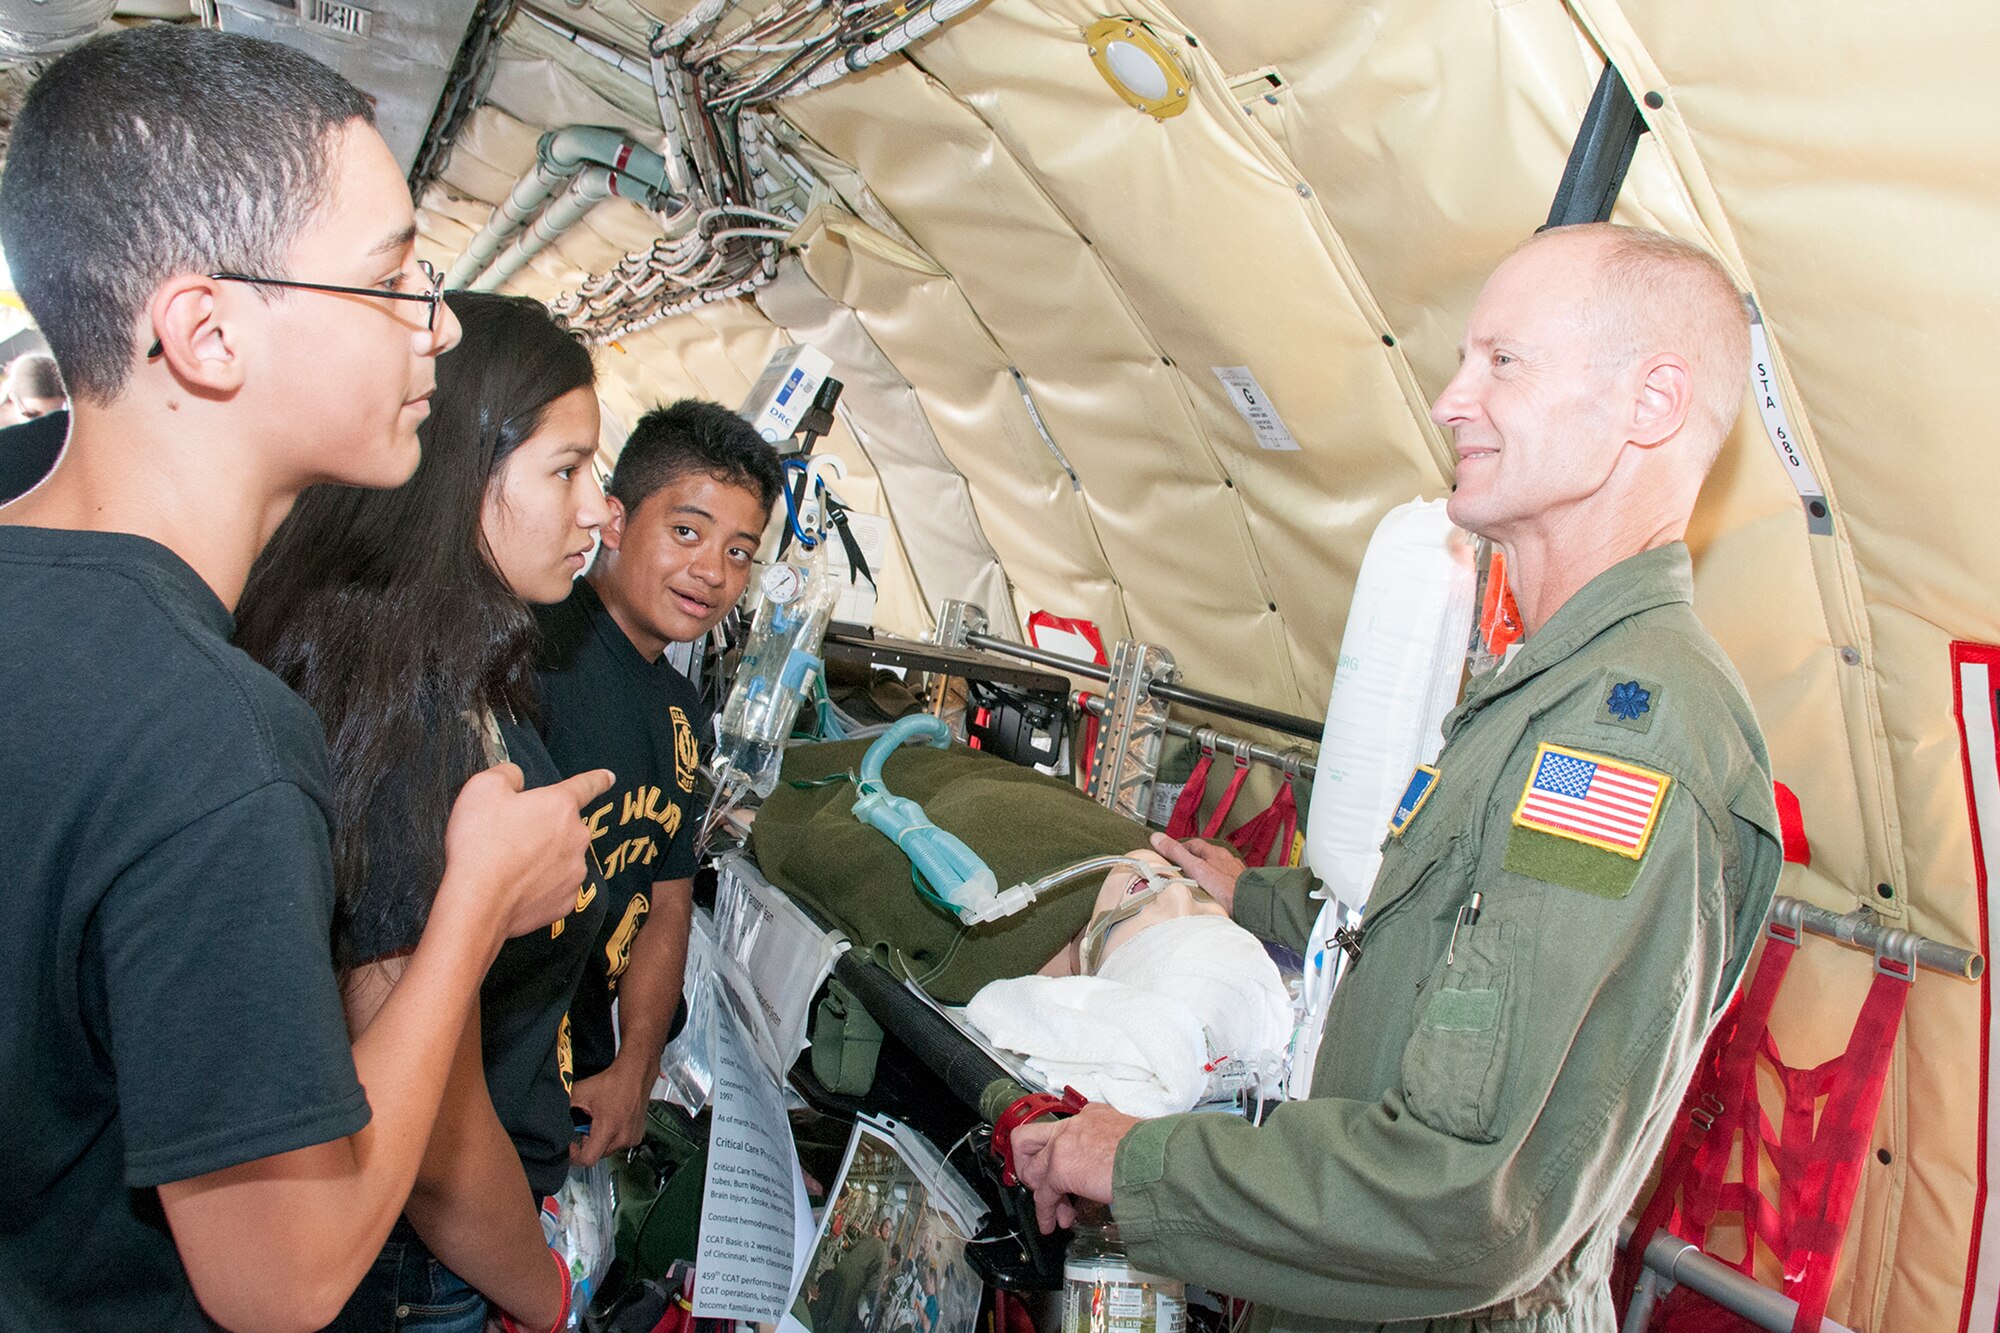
[748,739,1151,1003]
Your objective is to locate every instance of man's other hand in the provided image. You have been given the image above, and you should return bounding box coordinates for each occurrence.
[569,1062,651,1165]
[1148,833,1247,915]
[1011,1104,1141,1234]
[445,763,615,940]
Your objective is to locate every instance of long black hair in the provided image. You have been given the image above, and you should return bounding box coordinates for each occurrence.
[237,291,595,964]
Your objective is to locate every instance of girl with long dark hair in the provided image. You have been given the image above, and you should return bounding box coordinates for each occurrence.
[237,291,614,1332]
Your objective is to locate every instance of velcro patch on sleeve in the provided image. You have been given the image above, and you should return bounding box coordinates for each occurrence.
[1503,823,1646,899]
[1512,743,1671,859]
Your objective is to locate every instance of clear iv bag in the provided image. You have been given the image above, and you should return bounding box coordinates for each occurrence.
[713,541,840,799]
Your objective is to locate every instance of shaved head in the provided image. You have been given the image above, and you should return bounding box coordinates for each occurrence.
[1517,224,1751,473]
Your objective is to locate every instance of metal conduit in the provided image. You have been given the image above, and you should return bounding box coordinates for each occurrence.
[446,127,677,289]
[471,165,660,293]
[780,0,986,99]
[962,631,1323,741]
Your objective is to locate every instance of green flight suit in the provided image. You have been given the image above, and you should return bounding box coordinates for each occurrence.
[1111,543,1782,1333]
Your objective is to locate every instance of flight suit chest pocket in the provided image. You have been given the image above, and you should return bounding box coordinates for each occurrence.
[1401,920,1515,1143]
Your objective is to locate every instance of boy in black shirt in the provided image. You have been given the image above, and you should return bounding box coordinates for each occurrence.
[539,399,782,1163]
[0,29,610,1331]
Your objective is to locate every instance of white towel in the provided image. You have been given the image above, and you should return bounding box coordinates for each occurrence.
[962,915,1291,1116]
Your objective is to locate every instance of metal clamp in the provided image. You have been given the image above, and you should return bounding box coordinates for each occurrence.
[1086,638,1177,821]
[1767,895,1805,947]
[1874,927,1919,983]
[933,599,988,649]
[991,1085,1089,1186]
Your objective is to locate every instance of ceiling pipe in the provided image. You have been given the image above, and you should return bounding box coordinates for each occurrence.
[0,0,114,61]
[447,126,677,289]
[473,164,654,292]
[780,0,983,101]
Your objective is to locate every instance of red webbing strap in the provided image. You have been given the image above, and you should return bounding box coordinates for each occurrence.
[1164,753,1213,839]
[1675,936,1798,1263]
[1776,962,1912,1333]
[1615,931,1797,1314]
[1621,931,1913,1333]
[1200,758,1252,840]
[1226,775,1298,868]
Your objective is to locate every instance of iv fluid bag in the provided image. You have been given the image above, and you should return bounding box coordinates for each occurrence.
[1304,498,1477,910]
[715,543,840,797]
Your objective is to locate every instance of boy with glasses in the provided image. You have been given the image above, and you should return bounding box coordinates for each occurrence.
[0,27,611,1331]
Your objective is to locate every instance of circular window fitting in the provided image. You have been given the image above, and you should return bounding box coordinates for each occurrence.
[1085,18,1191,119]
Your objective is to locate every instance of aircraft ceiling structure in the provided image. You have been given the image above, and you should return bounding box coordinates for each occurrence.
[418,1,1994,1328]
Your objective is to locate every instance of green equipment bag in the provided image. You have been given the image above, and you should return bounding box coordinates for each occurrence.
[749,738,1152,1004]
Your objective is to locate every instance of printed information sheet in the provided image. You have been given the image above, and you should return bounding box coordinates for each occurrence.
[694,1000,814,1321]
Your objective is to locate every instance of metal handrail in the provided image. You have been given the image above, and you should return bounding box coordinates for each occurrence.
[1076,693,1315,779]
[1617,1219,1856,1333]
[962,630,1324,741]
[1771,895,1983,980]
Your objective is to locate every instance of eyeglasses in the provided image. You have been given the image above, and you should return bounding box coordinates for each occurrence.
[145,259,445,357]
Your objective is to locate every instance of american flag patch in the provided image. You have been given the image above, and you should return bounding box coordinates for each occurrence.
[1512,743,1672,859]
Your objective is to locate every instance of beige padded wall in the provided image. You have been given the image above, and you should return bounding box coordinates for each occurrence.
[779,1,1450,717]
[756,255,1018,628]
[788,196,1136,645]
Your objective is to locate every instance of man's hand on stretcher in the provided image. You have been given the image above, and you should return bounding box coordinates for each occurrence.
[1011,1105,1142,1233]
[1147,832,1247,915]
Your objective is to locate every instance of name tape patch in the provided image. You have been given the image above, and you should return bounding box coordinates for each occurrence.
[1512,744,1671,860]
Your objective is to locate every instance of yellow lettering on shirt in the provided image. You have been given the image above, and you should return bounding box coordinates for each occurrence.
[586,801,614,840]
[621,785,653,826]
[671,706,699,794]
[660,803,682,840]
[604,892,650,987]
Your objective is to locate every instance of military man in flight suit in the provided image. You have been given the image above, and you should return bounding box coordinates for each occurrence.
[1014,223,1784,1333]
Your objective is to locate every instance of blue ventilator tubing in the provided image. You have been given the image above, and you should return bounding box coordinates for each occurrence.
[850,716,1002,918]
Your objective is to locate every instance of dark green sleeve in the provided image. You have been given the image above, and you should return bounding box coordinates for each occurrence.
[1229,865,1319,947]
[1113,775,1758,1323]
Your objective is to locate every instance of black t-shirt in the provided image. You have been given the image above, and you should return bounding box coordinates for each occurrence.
[345,712,608,1199]
[0,408,65,503]
[0,527,367,1330]
[536,579,708,1080]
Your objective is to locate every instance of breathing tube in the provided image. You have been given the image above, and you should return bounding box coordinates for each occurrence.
[849,716,1189,927]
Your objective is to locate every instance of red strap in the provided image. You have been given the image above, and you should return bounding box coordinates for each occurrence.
[1774,781,1811,866]
[1780,967,1910,1333]
[1226,776,1298,867]
[1615,934,1796,1313]
[1618,928,1913,1333]
[1479,547,1524,659]
[1200,758,1251,840]
[1075,691,1101,792]
[1163,753,1212,839]
[991,1086,1088,1186]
